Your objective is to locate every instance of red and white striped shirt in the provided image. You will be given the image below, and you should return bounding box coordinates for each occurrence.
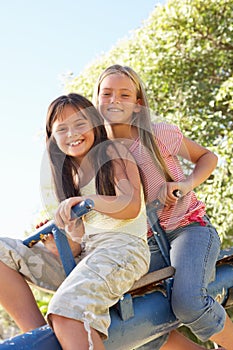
[129,122,206,234]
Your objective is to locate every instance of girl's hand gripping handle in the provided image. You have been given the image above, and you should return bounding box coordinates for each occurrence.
[23,199,94,247]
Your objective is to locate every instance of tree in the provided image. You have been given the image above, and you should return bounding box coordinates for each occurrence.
[67,0,233,245]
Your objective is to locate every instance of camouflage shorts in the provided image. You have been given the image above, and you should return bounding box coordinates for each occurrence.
[0,233,150,338]
[0,237,67,291]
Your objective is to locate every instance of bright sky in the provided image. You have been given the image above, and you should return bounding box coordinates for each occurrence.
[0,0,162,238]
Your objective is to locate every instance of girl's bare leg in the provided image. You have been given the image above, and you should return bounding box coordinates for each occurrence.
[0,261,46,332]
[210,313,233,350]
[51,314,105,350]
[161,330,225,350]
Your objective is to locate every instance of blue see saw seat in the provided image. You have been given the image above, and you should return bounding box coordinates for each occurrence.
[1,199,233,349]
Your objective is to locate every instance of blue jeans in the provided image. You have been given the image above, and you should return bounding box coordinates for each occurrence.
[148,217,226,342]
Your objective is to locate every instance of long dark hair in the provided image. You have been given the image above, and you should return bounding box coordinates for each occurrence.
[46,93,118,202]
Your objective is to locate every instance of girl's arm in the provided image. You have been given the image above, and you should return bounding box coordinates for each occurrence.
[158,136,218,206]
[54,145,143,229]
[178,136,218,193]
[64,218,85,246]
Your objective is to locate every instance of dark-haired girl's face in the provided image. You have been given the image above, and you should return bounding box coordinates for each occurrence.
[98,73,141,125]
[51,105,95,164]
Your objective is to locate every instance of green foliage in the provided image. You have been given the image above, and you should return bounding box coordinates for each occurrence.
[67,0,233,244]
[32,287,53,316]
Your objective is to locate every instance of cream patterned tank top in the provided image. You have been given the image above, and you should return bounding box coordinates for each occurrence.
[80,178,148,242]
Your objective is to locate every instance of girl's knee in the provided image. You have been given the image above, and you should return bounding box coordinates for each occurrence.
[171,290,210,323]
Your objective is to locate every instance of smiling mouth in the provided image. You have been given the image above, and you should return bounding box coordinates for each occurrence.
[107,108,123,112]
[68,140,84,147]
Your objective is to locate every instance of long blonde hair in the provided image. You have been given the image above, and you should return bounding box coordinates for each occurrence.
[93,64,173,182]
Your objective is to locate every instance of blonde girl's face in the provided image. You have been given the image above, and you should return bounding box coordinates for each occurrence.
[98,73,141,125]
[52,105,95,164]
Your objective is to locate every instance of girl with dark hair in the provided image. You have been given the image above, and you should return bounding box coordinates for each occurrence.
[0,93,150,350]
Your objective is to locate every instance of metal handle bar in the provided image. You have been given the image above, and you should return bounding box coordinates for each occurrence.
[23,199,94,276]
[146,190,182,266]
[23,199,94,247]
